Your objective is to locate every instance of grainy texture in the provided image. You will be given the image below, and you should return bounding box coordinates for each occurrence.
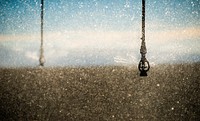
[0,63,200,121]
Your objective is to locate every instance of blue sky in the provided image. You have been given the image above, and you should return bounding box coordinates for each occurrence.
[0,0,200,67]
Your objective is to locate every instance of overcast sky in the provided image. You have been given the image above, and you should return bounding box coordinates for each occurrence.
[0,0,200,67]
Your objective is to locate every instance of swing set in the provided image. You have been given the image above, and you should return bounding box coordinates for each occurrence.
[39,0,150,76]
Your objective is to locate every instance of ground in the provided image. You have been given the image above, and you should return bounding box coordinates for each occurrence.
[0,63,200,121]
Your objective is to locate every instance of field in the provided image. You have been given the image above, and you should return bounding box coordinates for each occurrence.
[0,63,200,121]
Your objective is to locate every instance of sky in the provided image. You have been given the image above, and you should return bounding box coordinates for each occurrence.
[0,0,200,67]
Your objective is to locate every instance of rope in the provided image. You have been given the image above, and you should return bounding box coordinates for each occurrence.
[39,0,45,66]
[138,0,150,76]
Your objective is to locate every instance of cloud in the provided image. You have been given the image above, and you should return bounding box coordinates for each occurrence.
[0,25,200,67]
[0,30,138,50]
[0,33,40,41]
[39,30,139,51]
[1,26,199,44]
[147,27,200,43]
[25,51,38,61]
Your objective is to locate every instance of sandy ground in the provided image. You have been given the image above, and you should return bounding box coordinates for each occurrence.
[0,63,200,121]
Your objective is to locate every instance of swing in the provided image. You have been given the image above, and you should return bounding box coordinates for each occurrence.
[38,0,150,76]
[138,0,150,76]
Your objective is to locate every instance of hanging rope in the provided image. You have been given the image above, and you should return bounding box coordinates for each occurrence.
[39,0,45,66]
[138,0,150,76]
